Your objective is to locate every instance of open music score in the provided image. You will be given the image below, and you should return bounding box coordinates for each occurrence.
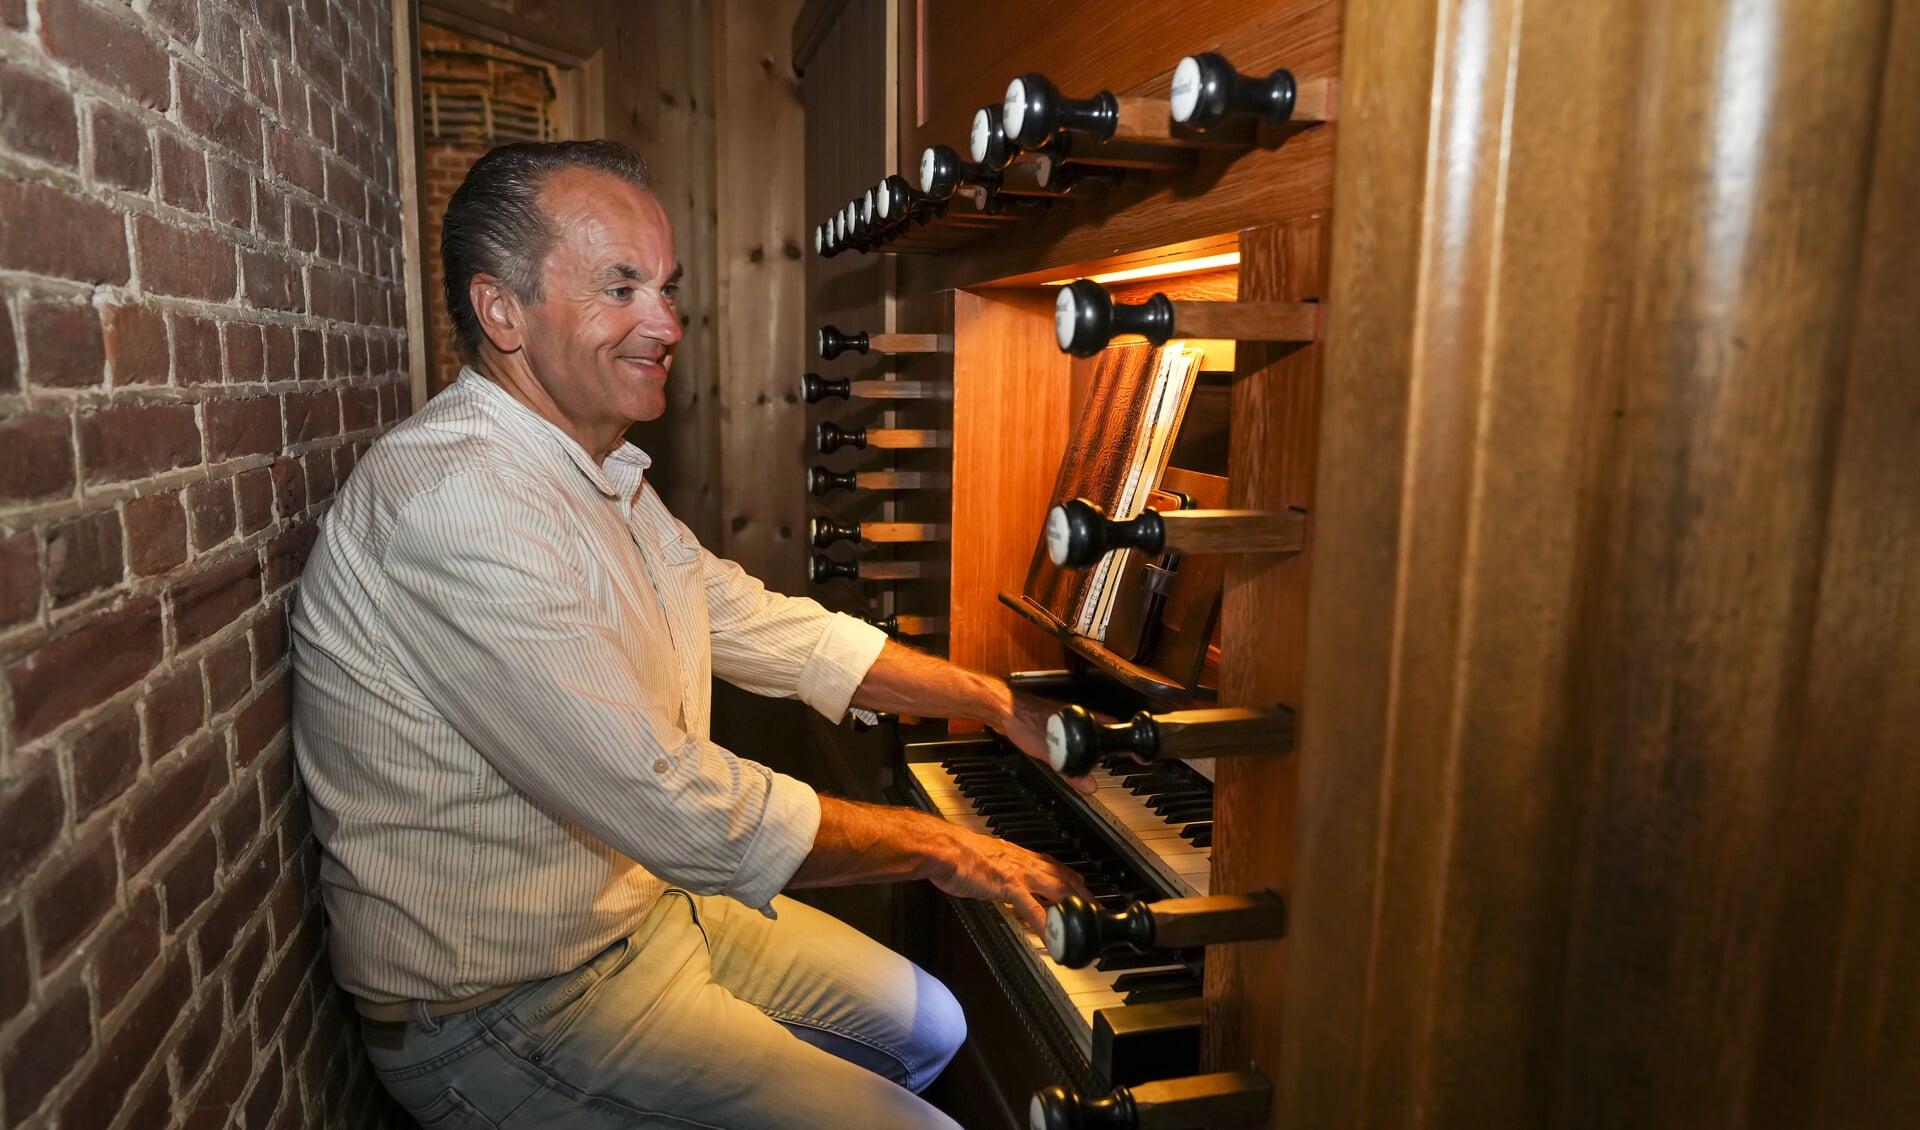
[862,613,950,637]
[808,517,951,548]
[1045,498,1305,569]
[1030,1069,1272,1130]
[1054,279,1319,357]
[808,557,926,583]
[817,325,950,360]
[1044,891,1287,970]
[806,467,949,495]
[801,373,939,403]
[815,422,952,454]
[1046,705,1295,778]
[1169,54,1334,131]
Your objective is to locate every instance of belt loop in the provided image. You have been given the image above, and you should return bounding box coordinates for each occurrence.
[411,998,442,1034]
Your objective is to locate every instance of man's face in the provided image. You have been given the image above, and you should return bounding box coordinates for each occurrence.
[517,168,684,437]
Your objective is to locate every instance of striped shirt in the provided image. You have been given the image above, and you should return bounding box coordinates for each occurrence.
[290,370,887,1003]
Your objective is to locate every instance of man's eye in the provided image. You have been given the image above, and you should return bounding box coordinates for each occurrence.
[662,285,680,300]
[608,286,633,299]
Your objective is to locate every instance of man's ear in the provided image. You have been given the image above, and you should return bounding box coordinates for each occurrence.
[470,274,526,354]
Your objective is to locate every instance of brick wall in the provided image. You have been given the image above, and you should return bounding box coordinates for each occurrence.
[0,0,410,1126]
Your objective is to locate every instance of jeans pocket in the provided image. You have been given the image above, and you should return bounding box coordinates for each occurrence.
[502,935,636,1057]
[413,1086,499,1128]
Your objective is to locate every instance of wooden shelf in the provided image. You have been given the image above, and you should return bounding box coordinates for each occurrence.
[998,591,1213,706]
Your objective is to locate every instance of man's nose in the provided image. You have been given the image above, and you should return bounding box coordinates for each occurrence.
[643,291,684,345]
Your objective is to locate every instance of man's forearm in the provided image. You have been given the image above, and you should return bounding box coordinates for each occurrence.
[848,639,1012,730]
[787,795,955,888]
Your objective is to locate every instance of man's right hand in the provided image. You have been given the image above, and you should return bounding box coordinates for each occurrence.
[928,824,1092,935]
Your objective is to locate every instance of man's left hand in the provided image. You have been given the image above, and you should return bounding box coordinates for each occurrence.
[996,689,1098,795]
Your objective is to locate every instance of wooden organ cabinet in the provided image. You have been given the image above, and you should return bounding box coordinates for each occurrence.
[795,1,1918,1128]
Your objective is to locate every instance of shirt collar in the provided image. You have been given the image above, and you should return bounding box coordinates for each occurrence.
[457,368,653,500]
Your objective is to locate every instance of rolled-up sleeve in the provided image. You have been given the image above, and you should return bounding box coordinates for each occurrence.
[692,531,889,720]
[380,470,820,908]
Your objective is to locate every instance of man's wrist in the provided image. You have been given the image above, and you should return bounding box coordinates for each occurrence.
[975,670,1016,731]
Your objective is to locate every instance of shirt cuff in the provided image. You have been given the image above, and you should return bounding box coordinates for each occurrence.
[726,770,822,914]
[795,613,890,721]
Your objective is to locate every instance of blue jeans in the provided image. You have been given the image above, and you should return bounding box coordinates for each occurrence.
[361,891,966,1128]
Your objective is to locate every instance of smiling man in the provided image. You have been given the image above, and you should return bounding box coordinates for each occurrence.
[290,141,1087,1128]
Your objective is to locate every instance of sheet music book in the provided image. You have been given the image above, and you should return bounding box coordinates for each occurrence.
[1022,341,1203,638]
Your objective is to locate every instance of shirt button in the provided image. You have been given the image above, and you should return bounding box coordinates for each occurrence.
[653,758,669,773]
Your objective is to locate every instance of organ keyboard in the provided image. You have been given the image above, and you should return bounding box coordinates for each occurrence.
[902,735,1217,1077]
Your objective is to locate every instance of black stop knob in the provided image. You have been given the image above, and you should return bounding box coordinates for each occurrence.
[1044,894,1153,969]
[809,517,860,548]
[1046,705,1160,777]
[806,466,855,496]
[862,613,900,636]
[801,372,849,403]
[1053,280,1176,358]
[1004,73,1119,148]
[1170,53,1298,130]
[1028,1084,1136,1130]
[970,103,1017,169]
[917,144,998,201]
[808,555,858,583]
[1045,498,1167,568]
[815,422,867,453]
[817,325,870,360]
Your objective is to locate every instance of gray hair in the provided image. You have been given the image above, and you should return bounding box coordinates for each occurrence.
[440,140,652,360]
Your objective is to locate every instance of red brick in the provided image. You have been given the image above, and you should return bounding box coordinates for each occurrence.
[31,831,118,963]
[222,921,268,1018]
[0,294,13,392]
[170,549,260,648]
[168,314,221,386]
[223,321,264,382]
[209,155,251,229]
[286,197,315,253]
[46,508,123,606]
[0,757,65,888]
[263,323,295,378]
[217,783,261,866]
[61,951,191,1129]
[80,401,201,483]
[339,385,378,433]
[133,214,235,301]
[0,980,92,1120]
[243,1047,284,1130]
[72,708,140,820]
[205,396,279,461]
[126,490,188,575]
[307,87,335,150]
[90,100,153,192]
[0,176,130,283]
[325,157,366,221]
[0,413,75,502]
[146,0,198,42]
[200,4,242,80]
[234,672,288,767]
[23,299,104,388]
[315,209,340,262]
[179,67,262,165]
[0,0,22,29]
[262,518,314,591]
[235,466,273,533]
[284,390,339,445]
[91,884,160,1013]
[161,824,218,927]
[243,247,301,311]
[103,302,167,385]
[0,914,26,1028]
[121,738,227,875]
[294,327,322,382]
[250,600,286,677]
[156,129,208,213]
[302,448,336,504]
[254,176,285,241]
[185,477,236,553]
[0,61,79,168]
[7,596,163,741]
[268,129,325,198]
[204,632,251,713]
[190,1029,252,1129]
[41,0,170,108]
[308,264,353,321]
[266,869,304,946]
[0,531,36,627]
[110,1077,176,1130]
[143,663,203,757]
[173,989,225,1090]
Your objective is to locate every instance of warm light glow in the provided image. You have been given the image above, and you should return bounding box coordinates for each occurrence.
[1084,251,1241,285]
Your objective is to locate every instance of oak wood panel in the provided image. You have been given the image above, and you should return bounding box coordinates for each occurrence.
[1286,1,1917,1127]
[949,289,1072,680]
[1205,221,1323,1096]
[716,0,809,587]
